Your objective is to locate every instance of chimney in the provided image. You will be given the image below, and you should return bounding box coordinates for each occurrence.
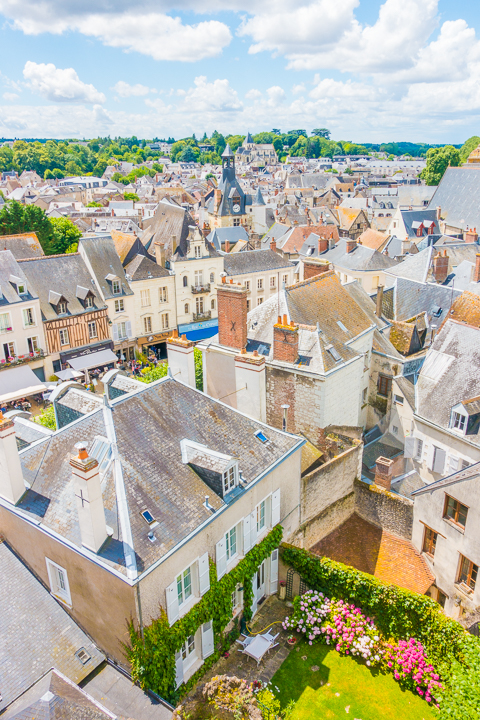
[464,227,478,244]
[167,333,196,387]
[270,238,277,253]
[376,285,384,318]
[234,350,266,422]
[303,258,331,280]
[70,442,108,553]
[224,239,230,253]
[172,234,177,253]
[374,456,394,491]
[475,253,480,283]
[436,206,441,221]
[217,282,248,350]
[345,239,357,254]
[0,412,26,504]
[318,236,328,254]
[154,241,165,267]
[433,249,449,283]
[273,316,299,363]
[214,189,222,213]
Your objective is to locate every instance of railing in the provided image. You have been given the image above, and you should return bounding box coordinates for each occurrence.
[0,349,45,370]
[191,283,211,294]
[192,311,212,322]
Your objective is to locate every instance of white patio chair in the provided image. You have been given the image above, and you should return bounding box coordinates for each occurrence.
[262,630,279,642]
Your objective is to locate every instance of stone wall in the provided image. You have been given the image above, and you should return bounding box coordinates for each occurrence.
[354,477,413,540]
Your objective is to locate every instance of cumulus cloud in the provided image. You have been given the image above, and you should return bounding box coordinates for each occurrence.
[112,81,154,97]
[180,76,242,113]
[23,61,105,103]
[3,92,19,101]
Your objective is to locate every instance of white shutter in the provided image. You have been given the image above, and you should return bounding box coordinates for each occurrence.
[272,489,281,526]
[201,620,214,659]
[270,549,279,594]
[125,320,132,338]
[174,650,184,688]
[433,447,446,475]
[415,438,424,461]
[166,580,179,626]
[243,514,252,554]
[198,552,210,595]
[251,575,258,618]
[216,536,227,580]
[249,510,257,549]
[404,436,415,459]
[448,455,459,474]
[112,323,119,342]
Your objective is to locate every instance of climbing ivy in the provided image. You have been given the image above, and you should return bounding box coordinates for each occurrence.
[127,525,283,703]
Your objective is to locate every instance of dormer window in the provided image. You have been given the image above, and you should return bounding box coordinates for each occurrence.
[112,280,121,295]
[223,464,237,495]
[85,295,94,309]
[195,245,201,258]
[9,274,27,295]
[17,284,26,295]
[452,412,467,432]
[56,301,67,315]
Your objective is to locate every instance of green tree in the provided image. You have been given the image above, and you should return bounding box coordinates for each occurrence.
[421,145,461,185]
[34,404,56,430]
[138,363,169,384]
[460,135,480,163]
[178,146,196,163]
[50,217,82,255]
[0,201,54,253]
[194,348,203,391]
[312,128,331,139]
[124,192,140,201]
[86,201,102,207]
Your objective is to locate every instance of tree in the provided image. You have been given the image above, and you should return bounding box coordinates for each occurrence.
[421,145,461,185]
[0,201,54,253]
[271,128,281,135]
[50,217,82,254]
[312,128,331,139]
[124,192,140,201]
[86,201,102,207]
[34,405,56,430]
[178,146,196,163]
[460,135,480,163]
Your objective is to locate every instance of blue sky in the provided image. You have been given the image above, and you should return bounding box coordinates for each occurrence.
[0,0,479,142]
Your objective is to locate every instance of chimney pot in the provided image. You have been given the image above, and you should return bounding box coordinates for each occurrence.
[474,253,480,283]
[374,456,394,491]
[75,442,88,460]
[282,314,288,325]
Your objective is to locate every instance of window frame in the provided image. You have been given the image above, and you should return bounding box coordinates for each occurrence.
[112,279,121,295]
[23,307,35,327]
[256,498,266,534]
[377,374,392,397]
[57,301,68,315]
[143,315,152,334]
[444,494,468,529]
[46,557,72,606]
[161,312,169,330]
[176,565,193,607]
[257,277,264,290]
[0,312,12,334]
[85,295,94,309]
[117,321,127,339]
[225,524,237,563]
[140,289,151,307]
[59,328,69,346]
[114,298,124,313]
[422,526,438,557]
[457,554,478,592]
[222,464,237,495]
[88,320,97,339]
[452,411,467,433]
[270,276,276,289]
[159,286,168,303]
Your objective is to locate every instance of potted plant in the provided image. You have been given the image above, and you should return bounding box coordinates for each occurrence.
[287,635,297,645]
[279,580,287,600]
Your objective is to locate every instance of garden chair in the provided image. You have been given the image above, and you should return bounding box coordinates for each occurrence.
[262,630,279,643]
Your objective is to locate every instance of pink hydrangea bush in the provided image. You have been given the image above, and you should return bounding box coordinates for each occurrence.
[282,590,332,643]
[321,599,381,666]
[383,638,442,705]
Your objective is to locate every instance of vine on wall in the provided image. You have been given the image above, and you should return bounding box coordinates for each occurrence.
[127,525,283,703]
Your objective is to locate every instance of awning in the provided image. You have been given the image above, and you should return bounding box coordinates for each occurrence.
[0,365,47,403]
[67,349,118,372]
[55,369,84,381]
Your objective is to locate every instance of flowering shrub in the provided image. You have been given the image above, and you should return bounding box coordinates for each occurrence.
[384,638,442,706]
[282,590,332,643]
[322,599,381,666]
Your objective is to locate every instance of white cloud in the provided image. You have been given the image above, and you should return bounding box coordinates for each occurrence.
[266,86,286,106]
[180,76,242,113]
[245,89,262,100]
[112,81,154,97]
[292,83,306,94]
[93,104,114,125]
[23,61,105,103]
[3,92,19,101]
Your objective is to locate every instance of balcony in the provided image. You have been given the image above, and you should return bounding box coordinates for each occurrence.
[192,311,212,323]
[191,283,211,294]
[0,349,45,371]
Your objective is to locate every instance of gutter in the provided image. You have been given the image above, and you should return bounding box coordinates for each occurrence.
[413,413,480,452]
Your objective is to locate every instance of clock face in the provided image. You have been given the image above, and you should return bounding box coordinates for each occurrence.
[233,203,240,213]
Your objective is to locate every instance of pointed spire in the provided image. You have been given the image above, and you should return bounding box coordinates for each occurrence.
[254,187,265,206]
[222,143,234,158]
[245,132,253,144]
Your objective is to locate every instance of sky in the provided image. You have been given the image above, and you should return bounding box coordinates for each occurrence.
[0,0,480,143]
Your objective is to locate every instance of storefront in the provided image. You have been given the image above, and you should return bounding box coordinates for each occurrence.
[60,340,117,376]
[177,319,219,342]
[137,331,171,359]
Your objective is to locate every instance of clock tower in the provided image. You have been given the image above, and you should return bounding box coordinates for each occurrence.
[206,143,253,229]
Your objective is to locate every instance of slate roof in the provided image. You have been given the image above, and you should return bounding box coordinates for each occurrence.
[444,291,480,328]
[412,461,480,496]
[207,226,249,252]
[416,320,480,442]
[17,378,302,577]
[391,276,461,323]
[140,199,193,256]
[400,209,440,237]
[428,166,480,230]
[79,237,134,299]
[18,254,106,321]
[124,254,170,281]
[0,232,44,259]
[322,238,398,272]
[0,541,103,712]
[224,249,294,276]
[0,250,39,306]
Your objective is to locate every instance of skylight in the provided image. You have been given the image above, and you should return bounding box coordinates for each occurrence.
[255,430,269,443]
[141,509,155,525]
[337,320,348,333]
[325,344,342,362]
[90,437,112,474]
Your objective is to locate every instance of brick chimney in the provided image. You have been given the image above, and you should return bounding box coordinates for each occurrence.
[273,315,299,363]
[0,411,26,504]
[345,239,357,254]
[318,236,328,254]
[432,249,449,284]
[270,238,277,252]
[475,253,480,283]
[217,280,248,350]
[224,239,231,253]
[214,189,222,213]
[376,285,384,318]
[70,442,108,553]
[374,456,394,491]
[464,227,478,243]
[303,258,331,280]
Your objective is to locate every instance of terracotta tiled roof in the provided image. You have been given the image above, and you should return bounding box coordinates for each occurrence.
[357,228,388,251]
[444,290,480,329]
[110,229,136,263]
[335,207,364,230]
[281,225,339,254]
[311,512,434,594]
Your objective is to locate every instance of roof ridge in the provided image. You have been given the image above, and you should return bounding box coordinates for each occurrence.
[17,253,80,262]
[286,269,335,292]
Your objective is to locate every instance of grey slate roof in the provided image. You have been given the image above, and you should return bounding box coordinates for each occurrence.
[391,276,461,323]
[17,378,302,577]
[400,209,440,237]
[322,238,398,272]
[18,254,106,321]
[207,226,249,252]
[428,166,480,230]
[0,542,104,712]
[412,460,480,496]
[224,249,294,276]
[0,233,45,260]
[0,250,39,306]
[124,254,170,281]
[80,237,134,299]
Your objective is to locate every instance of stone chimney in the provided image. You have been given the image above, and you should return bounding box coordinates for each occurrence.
[167,331,196,387]
[154,241,165,267]
[318,236,328,254]
[376,285,384,318]
[70,442,108,553]
[214,189,222,213]
[464,227,478,244]
[270,238,277,252]
[217,280,248,350]
[224,239,230,253]
[433,249,449,284]
[374,456,394,491]
[0,412,26,504]
[345,239,357,254]
[475,253,480,283]
[234,349,266,422]
[303,258,331,280]
[273,315,299,363]
[436,206,441,221]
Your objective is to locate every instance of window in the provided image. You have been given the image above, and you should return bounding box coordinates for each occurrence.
[282,274,288,285]
[394,394,404,405]
[196,297,204,314]
[245,281,250,291]
[46,558,71,605]
[58,301,67,315]
[223,465,236,494]
[458,555,478,591]
[88,321,97,339]
[59,328,69,346]
[0,313,12,333]
[181,634,195,661]
[85,295,94,309]
[141,289,151,307]
[210,273,215,284]
[423,526,437,557]
[4,341,15,358]
[452,412,467,432]
[143,316,152,334]
[183,276,188,287]
[117,322,127,339]
[194,245,201,258]
[225,526,237,561]
[211,298,216,310]
[184,303,189,314]
[114,298,124,313]
[392,425,398,434]
[444,495,468,529]
[161,313,169,330]
[233,218,240,227]
[246,300,251,312]
[194,270,203,286]
[17,283,26,295]
[176,566,192,606]
[270,276,276,289]
[257,297,263,306]
[377,375,392,397]
[112,280,121,295]
[27,336,39,353]
[257,499,266,533]
[257,278,263,290]
[23,308,35,327]
[90,437,112,474]
[159,287,168,303]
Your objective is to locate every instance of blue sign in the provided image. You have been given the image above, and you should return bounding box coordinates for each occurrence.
[179,319,218,334]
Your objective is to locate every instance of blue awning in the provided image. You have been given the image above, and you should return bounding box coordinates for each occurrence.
[178,319,218,342]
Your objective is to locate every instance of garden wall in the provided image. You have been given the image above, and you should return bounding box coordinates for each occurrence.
[354,477,413,540]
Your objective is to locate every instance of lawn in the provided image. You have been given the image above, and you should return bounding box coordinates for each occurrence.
[271,641,438,720]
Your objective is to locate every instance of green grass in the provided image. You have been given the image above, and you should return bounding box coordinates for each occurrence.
[271,641,438,720]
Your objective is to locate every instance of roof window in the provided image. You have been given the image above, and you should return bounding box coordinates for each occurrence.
[90,436,112,474]
[431,306,442,318]
[337,320,348,333]
[255,430,269,443]
[141,509,155,525]
[326,344,342,362]
[75,648,91,665]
